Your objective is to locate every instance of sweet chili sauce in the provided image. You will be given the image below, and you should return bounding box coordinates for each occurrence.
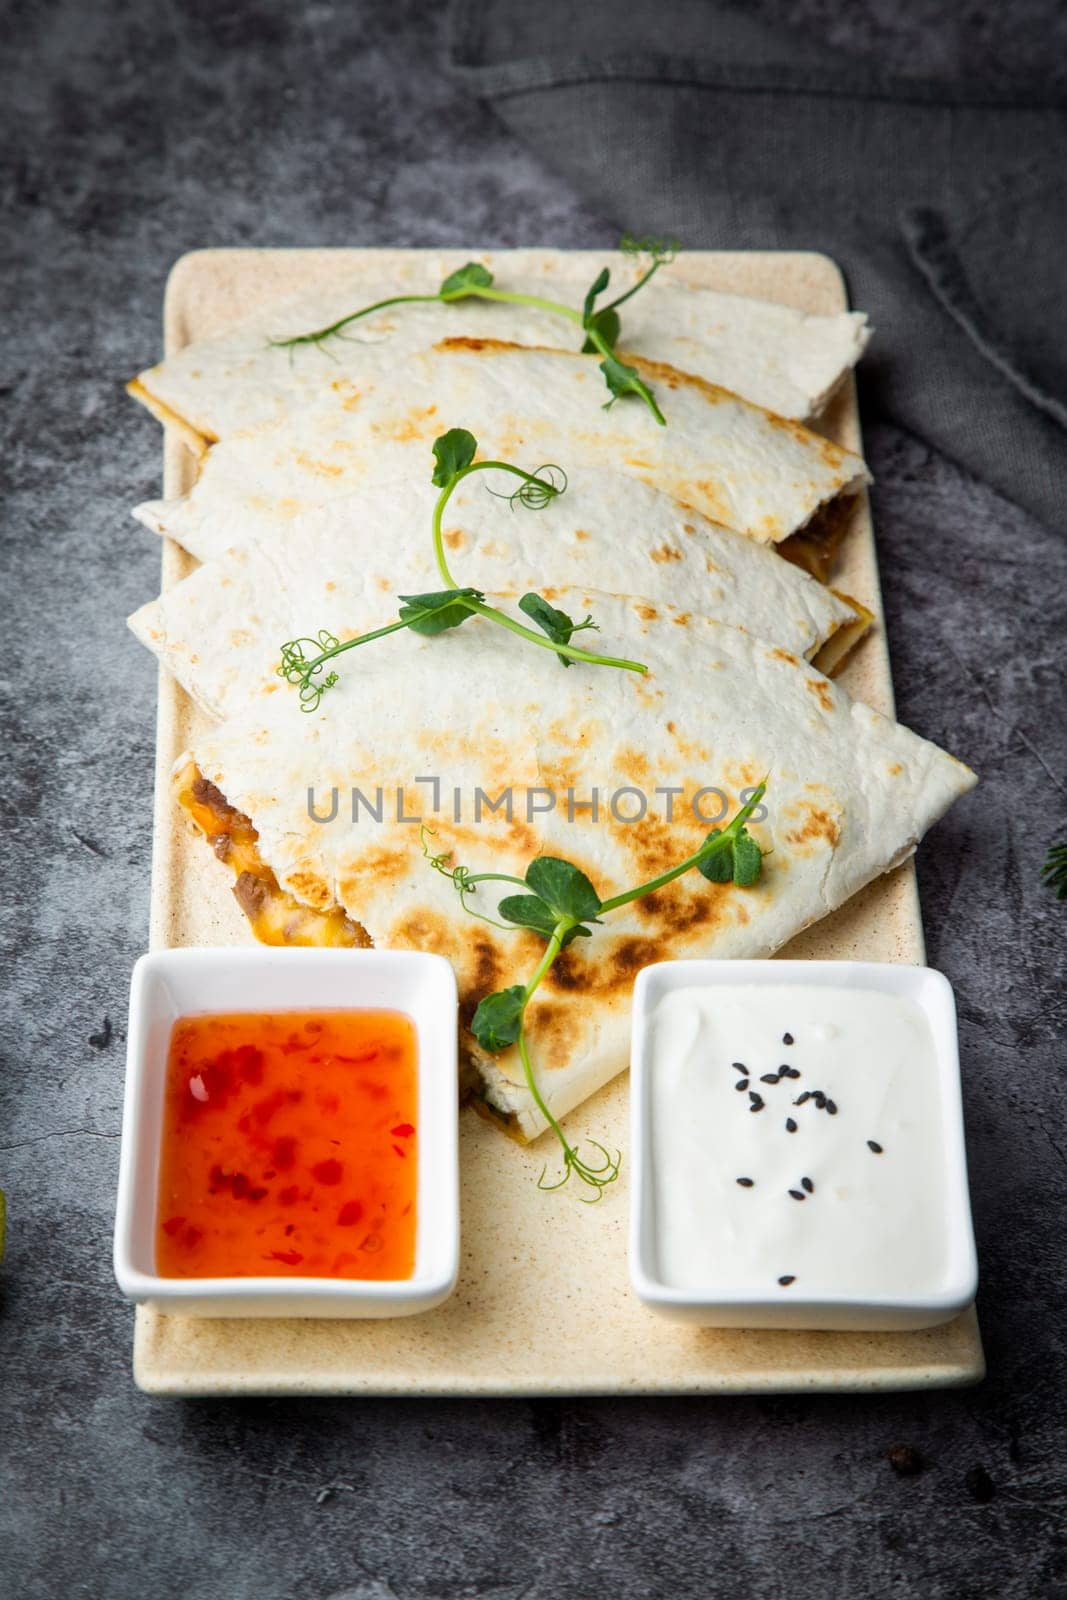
[155,1010,418,1280]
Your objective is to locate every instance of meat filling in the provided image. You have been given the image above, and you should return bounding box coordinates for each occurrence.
[175,760,369,949]
[780,493,857,583]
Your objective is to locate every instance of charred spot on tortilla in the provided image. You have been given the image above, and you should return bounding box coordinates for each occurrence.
[785,802,842,849]
[804,675,837,712]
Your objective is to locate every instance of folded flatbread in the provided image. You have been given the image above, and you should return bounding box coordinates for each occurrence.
[175,593,975,1140]
[130,466,865,720]
[132,340,870,562]
[129,251,870,445]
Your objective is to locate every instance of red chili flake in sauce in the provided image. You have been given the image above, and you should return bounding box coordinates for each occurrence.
[271,1135,298,1170]
[311,1158,343,1186]
[252,1088,290,1127]
[155,1009,418,1280]
[280,1033,314,1055]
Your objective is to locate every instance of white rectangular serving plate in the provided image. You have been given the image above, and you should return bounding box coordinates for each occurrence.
[133,247,983,1394]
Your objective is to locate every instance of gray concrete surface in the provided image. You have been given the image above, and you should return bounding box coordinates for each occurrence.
[1,2,1064,1597]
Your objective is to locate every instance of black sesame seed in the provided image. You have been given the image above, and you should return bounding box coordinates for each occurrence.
[731,1061,747,1073]
[826,1098,838,1116]
[760,1072,780,1084]
[788,1189,806,1201]
[749,1092,765,1112]
[736,1177,755,1188]
[785,1117,797,1133]
[778,1275,796,1286]
[801,1176,814,1194]
[794,1091,811,1106]
[867,1140,883,1154]
[735,1078,750,1092]
[782,1032,794,1046]
[780,1066,801,1079]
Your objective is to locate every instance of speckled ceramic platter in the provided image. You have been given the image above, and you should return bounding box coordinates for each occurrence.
[133,248,984,1394]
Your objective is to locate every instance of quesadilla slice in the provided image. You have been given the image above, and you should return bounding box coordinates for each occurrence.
[174,592,975,1141]
[129,252,870,444]
[130,465,865,720]
[132,340,870,558]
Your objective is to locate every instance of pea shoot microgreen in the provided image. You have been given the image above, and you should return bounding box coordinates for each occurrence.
[268,235,679,425]
[278,427,647,708]
[1040,841,1067,900]
[426,781,768,1200]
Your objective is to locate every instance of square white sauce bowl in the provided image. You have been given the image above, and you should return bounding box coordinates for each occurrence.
[629,960,978,1332]
[114,947,459,1318]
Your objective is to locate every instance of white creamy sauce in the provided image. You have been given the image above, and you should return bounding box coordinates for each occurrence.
[649,984,948,1297]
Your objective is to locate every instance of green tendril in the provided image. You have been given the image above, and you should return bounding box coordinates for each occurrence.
[485,463,568,510]
[420,826,527,931]
[278,631,342,711]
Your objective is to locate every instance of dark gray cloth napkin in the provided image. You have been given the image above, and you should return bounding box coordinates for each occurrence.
[447,1,1067,532]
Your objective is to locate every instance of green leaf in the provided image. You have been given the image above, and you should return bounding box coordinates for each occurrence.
[731,830,764,888]
[525,857,602,922]
[397,588,482,635]
[431,427,478,487]
[581,266,610,325]
[620,233,680,265]
[581,306,621,354]
[471,985,526,1053]
[599,353,664,423]
[697,829,733,883]
[697,826,764,887]
[518,593,574,640]
[519,592,598,668]
[498,895,594,948]
[440,261,494,298]
[497,895,560,940]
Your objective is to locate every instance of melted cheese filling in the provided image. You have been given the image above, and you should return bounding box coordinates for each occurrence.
[813,591,874,677]
[175,760,369,949]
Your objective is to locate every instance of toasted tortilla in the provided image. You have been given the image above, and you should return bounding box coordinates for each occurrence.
[132,340,869,559]
[130,251,870,443]
[175,593,975,1141]
[130,465,863,720]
